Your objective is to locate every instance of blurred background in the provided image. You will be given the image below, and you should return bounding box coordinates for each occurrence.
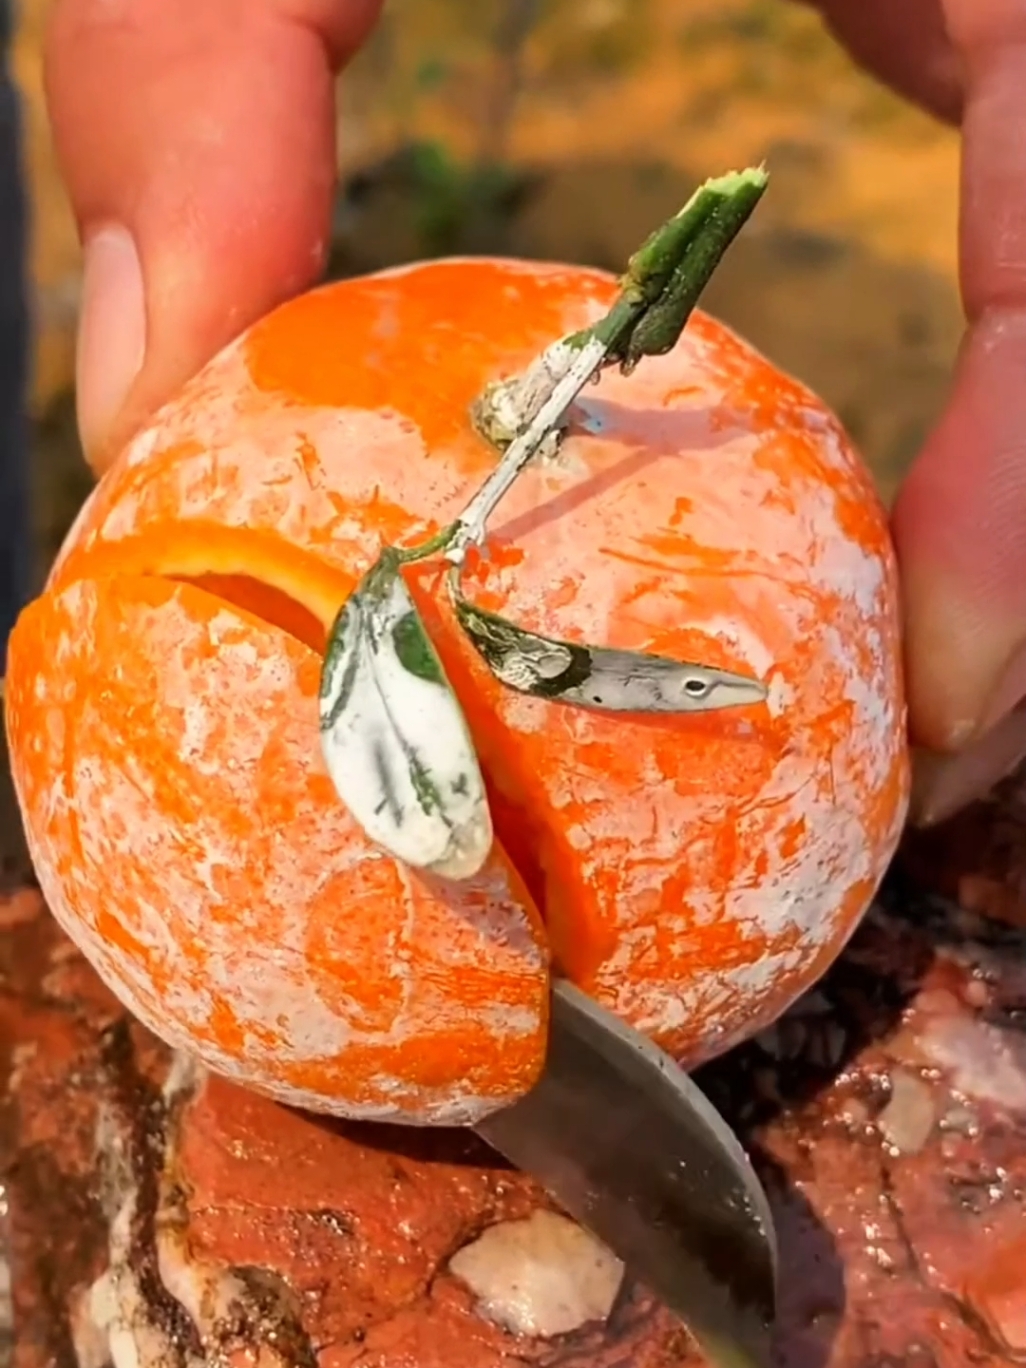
[14,0,963,582]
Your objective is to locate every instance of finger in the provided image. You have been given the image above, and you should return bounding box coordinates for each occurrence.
[892,0,1026,821]
[45,0,382,475]
[795,0,964,123]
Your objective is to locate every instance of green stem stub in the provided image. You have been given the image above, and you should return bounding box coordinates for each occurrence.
[570,167,768,371]
[319,551,493,881]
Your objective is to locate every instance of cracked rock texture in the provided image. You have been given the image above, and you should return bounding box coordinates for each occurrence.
[3,769,1026,1368]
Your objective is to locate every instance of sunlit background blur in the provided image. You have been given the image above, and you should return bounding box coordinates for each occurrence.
[13,0,963,583]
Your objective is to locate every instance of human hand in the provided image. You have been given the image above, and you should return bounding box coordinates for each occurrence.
[801,0,1026,825]
[45,0,382,471]
[44,0,1026,825]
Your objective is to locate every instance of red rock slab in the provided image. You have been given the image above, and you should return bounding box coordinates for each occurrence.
[4,772,1026,1368]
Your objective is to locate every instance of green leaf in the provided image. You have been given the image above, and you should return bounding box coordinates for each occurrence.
[391,609,446,685]
[453,594,768,714]
[319,557,493,880]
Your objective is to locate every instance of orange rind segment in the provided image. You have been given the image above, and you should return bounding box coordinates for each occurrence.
[5,555,551,1123]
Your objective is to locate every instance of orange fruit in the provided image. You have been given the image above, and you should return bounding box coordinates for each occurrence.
[4,258,909,1123]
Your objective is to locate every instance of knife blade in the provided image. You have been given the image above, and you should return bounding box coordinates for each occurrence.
[473,980,778,1368]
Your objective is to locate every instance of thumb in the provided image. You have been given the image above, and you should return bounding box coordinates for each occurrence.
[892,0,1026,823]
[45,0,381,475]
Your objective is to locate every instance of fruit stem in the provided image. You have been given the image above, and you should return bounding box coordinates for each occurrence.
[393,523,458,564]
[319,168,770,877]
[449,166,768,563]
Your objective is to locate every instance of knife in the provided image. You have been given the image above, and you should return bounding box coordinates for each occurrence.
[473,980,779,1368]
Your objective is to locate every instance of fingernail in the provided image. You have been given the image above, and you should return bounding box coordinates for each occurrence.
[909,700,1026,828]
[76,226,146,460]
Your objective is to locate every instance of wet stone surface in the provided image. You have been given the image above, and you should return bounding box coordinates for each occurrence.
[3,769,1026,1368]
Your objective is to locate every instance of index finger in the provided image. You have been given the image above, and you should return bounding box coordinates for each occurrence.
[45,0,382,473]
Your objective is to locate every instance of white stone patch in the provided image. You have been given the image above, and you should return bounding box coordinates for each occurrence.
[69,1287,114,1368]
[156,1185,295,1368]
[917,1015,1026,1114]
[84,1108,188,1368]
[877,1069,936,1155]
[449,1210,624,1338]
